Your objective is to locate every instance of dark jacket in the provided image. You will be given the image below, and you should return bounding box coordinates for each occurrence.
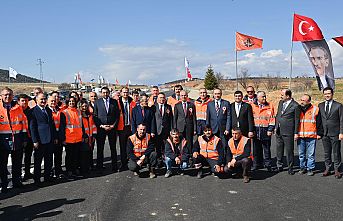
[318,100,343,137]
[231,102,254,136]
[30,105,57,145]
[206,99,231,134]
[173,101,196,133]
[193,135,225,165]
[275,99,301,136]
[154,103,173,136]
[93,97,120,127]
[131,105,156,134]
[164,138,189,162]
[127,134,155,161]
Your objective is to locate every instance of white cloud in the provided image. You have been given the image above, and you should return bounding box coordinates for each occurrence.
[98,39,343,84]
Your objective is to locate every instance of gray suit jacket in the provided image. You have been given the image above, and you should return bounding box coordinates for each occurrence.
[275,99,300,136]
[154,103,173,136]
[318,100,343,137]
[173,101,196,133]
[206,99,231,134]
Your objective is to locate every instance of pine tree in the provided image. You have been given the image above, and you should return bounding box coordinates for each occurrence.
[204,66,218,90]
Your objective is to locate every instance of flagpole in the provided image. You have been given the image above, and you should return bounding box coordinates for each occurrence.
[289,12,295,89]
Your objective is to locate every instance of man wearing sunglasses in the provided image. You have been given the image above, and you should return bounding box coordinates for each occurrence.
[243,86,257,105]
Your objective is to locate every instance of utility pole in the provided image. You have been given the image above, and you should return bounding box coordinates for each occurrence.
[37,58,45,90]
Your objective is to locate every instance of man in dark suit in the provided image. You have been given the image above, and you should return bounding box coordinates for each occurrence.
[131,94,156,135]
[275,89,300,175]
[174,90,196,151]
[30,93,57,185]
[154,92,173,159]
[206,88,231,148]
[231,90,254,137]
[93,87,120,172]
[318,87,343,179]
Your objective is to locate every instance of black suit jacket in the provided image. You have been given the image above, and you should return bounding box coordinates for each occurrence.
[131,105,156,134]
[231,102,254,136]
[318,100,343,137]
[154,103,173,136]
[30,105,56,145]
[93,97,120,128]
[275,99,300,136]
[173,101,196,133]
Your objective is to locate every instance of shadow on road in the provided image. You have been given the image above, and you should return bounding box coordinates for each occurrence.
[0,198,85,221]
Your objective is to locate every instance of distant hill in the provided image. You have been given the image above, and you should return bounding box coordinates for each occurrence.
[0,68,49,83]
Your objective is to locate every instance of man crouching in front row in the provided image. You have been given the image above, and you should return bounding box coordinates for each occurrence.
[127,123,157,178]
[225,127,253,183]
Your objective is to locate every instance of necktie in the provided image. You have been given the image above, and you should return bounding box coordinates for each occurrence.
[325,101,330,116]
[236,103,241,117]
[282,102,287,114]
[124,101,129,125]
[141,108,144,117]
[160,105,163,116]
[183,102,187,116]
[42,108,48,120]
[259,104,263,109]
[105,99,109,113]
[215,101,220,116]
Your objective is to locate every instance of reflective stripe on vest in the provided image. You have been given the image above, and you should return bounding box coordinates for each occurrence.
[228,136,252,159]
[298,105,318,138]
[198,135,220,160]
[129,134,150,157]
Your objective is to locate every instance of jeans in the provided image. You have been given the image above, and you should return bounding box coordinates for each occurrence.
[164,157,188,171]
[297,138,316,170]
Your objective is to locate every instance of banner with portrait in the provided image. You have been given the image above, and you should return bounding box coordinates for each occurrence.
[302,39,335,90]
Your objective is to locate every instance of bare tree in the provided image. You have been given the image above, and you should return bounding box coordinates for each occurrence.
[251,77,261,91]
[215,72,225,88]
[301,75,315,91]
[238,68,250,90]
[263,74,279,91]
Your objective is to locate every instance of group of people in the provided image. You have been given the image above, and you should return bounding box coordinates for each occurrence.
[0,83,342,193]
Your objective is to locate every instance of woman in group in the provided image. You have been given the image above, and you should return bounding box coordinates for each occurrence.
[79,100,97,175]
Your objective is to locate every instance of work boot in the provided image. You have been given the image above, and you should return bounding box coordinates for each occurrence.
[298,169,306,175]
[149,168,156,179]
[307,170,314,176]
[197,169,203,179]
[243,176,250,183]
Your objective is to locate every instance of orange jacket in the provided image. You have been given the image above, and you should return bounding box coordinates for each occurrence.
[63,107,83,143]
[198,135,221,160]
[228,136,252,160]
[298,105,319,138]
[251,102,275,128]
[51,109,61,132]
[129,133,151,158]
[0,103,28,135]
[117,99,135,131]
[194,97,212,121]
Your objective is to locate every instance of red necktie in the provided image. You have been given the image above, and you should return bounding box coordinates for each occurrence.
[141,108,144,117]
[183,102,187,116]
[160,105,163,115]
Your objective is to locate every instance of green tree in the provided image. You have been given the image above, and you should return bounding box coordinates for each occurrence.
[204,66,218,90]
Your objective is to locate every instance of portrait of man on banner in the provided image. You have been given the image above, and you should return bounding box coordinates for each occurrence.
[302,40,335,90]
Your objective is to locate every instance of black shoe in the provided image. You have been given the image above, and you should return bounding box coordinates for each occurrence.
[1,186,8,193]
[266,167,272,172]
[112,167,118,173]
[23,173,34,181]
[275,167,283,173]
[34,181,44,188]
[288,169,295,175]
[197,170,203,179]
[12,182,24,188]
[119,165,128,172]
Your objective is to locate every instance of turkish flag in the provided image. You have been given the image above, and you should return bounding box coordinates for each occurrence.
[333,36,343,47]
[236,32,263,51]
[186,67,192,79]
[292,14,324,42]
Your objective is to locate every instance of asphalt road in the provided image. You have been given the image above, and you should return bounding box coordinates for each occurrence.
[0,137,342,221]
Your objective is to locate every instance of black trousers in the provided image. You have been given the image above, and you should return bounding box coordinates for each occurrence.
[214,130,229,154]
[96,128,117,169]
[181,127,194,153]
[80,150,90,175]
[196,120,206,136]
[254,138,272,168]
[34,143,54,182]
[11,148,24,184]
[0,148,9,188]
[276,134,294,169]
[53,143,64,176]
[24,140,33,175]
[128,152,158,172]
[117,125,131,167]
[322,136,342,171]
[65,142,81,174]
[225,158,252,177]
[193,155,219,173]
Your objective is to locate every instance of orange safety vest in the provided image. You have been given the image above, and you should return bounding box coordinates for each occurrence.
[51,109,61,131]
[129,133,151,157]
[298,105,319,138]
[252,103,276,128]
[167,96,181,111]
[148,96,157,107]
[59,103,68,112]
[0,103,28,135]
[228,136,252,159]
[83,115,97,137]
[63,107,83,143]
[194,98,212,121]
[198,135,221,160]
[117,100,135,130]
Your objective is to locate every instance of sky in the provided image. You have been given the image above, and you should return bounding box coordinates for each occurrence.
[1,0,342,85]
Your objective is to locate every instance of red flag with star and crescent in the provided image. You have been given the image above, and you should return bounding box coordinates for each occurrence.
[292,14,324,42]
[333,36,343,47]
